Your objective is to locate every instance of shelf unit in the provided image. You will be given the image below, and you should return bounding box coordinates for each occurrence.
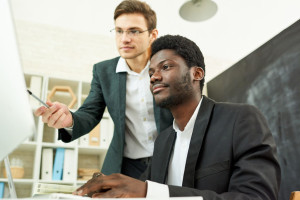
[0,74,114,198]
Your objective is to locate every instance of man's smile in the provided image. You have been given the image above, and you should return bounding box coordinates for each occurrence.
[152,83,168,94]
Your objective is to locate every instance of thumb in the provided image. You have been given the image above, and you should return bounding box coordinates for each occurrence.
[46,100,53,107]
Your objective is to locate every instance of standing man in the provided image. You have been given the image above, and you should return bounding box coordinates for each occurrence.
[34,0,173,179]
[73,35,280,200]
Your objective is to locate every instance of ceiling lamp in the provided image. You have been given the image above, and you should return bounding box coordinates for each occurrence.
[179,0,218,22]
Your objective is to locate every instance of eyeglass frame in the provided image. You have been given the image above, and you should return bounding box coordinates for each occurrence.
[110,28,151,37]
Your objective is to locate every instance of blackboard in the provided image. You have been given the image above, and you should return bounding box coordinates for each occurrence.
[207,19,300,200]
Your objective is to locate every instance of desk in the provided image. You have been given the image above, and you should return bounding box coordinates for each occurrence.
[4,194,203,200]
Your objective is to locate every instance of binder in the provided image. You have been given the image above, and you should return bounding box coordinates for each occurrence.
[100,118,113,148]
[62,149,75,182]
[100,118,109,147]
[89,123,100,146]
[78,134,89,146]
[0,182,4,198]
[52,148,65,180]
[41,148,53,180]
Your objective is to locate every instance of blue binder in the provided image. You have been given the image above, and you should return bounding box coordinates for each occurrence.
[52,148,65,180]
[0,182,4,198]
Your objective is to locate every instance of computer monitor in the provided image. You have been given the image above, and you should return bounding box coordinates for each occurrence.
[0,0,36,197]
[0,0,36,162]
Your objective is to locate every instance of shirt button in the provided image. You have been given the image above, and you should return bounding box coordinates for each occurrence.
[139,77,143,80]
[141,98,144,102]
[143,118,147,121]
[149,136,152,140]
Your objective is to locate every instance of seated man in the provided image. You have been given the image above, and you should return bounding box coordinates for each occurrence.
[73,35,281,199]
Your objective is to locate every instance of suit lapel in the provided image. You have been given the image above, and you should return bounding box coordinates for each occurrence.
[153,100,161,132]
[182,96,215,187]
[152,128,177,183]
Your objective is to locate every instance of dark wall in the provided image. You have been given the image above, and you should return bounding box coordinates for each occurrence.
[207,19,300,200]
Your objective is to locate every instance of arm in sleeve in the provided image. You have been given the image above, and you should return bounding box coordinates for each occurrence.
[58,64,106,142]
[146,181,169,198]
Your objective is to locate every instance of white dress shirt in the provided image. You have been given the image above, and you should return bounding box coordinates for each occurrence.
[116,58,157,159]
[67,58,156,159]
[146,97,203,197]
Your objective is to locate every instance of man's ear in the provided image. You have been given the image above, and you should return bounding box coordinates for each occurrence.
[147,29,158,57]
[193,67,204,81]
[149,29,158,44]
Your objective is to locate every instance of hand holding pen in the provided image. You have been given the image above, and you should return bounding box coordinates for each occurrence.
[27,89,49,108]
[28,90,73,129]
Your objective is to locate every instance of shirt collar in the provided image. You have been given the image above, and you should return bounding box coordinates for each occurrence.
[173,96,203,133]
[116,57,128,73]
[116,57,150,75]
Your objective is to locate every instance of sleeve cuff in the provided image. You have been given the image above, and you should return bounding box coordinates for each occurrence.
[146,180,169,198]
[64,119,74,136]
[64,126,73,136]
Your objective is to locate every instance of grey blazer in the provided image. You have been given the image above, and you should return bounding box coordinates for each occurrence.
[58,57,173,175]
[142,96,280,200]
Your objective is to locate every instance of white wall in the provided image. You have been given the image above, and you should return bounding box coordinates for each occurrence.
[10,0,300,82]
[14,20,118,82]
[11,0,120,82]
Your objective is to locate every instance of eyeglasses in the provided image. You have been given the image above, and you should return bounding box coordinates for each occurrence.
[110,28,150,37]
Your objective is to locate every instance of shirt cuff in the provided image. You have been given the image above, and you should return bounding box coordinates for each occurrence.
[146,180,169,198]
[64,125,73,136]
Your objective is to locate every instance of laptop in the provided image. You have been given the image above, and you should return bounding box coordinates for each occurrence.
[0,0,36,198]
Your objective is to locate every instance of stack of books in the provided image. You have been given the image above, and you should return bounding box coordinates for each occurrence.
[34,183,77,195]
[32,183,90,199]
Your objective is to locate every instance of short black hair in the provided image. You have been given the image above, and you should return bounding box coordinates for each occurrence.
[150,35,205,92]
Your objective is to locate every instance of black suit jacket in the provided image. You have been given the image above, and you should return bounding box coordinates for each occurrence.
[142,96,280,200]
[58,57,173,174]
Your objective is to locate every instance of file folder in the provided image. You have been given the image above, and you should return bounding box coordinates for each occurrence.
[63,149,75,181]
[79,135,89,146]
[52,148,65,180]
[0,182,5,198]
[41,148,53,180]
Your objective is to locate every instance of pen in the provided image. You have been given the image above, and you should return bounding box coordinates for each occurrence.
[27,89,50,108]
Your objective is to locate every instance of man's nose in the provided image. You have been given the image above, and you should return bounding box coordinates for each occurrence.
[150,70,162,83]
[120,31,131,42]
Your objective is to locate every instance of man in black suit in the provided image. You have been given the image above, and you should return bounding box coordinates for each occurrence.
[73,35,281,199]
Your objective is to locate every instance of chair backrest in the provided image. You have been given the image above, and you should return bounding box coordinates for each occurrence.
[290,191,300,200]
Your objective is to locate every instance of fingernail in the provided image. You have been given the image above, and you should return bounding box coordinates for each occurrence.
[77,190,83,195]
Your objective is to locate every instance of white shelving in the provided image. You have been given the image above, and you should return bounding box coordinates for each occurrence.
[0,73,113,198]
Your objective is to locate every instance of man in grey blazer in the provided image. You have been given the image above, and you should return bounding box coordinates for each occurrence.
[73,35,281,199]
[34,0,173,178]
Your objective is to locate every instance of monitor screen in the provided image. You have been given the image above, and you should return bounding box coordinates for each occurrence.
[0,0,36,162]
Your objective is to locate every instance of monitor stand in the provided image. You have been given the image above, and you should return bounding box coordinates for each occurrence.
[4,156,17,198]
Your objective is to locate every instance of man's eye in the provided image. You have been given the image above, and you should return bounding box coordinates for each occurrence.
[162,64,169,70]
[130,30,139,34]
[116,30,123,34]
